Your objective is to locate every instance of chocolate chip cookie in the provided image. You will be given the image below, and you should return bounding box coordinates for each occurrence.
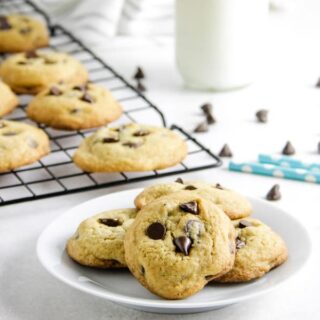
[134,180,252,220]
[124,191,236,299]
[214,217,288,283]
[27,83,122,130]
[0,15,49,53]
[73,123,188,172]
[67,208,137,268]
[0,51,88,94]
[0,120,50,172]
[0,81,19,117]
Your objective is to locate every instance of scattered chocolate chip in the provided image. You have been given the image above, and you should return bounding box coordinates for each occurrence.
[98,218,121,227]
[206,113,216,125]
[201,103,212,114]
[316,78,320,88]
[175,177,184,184]
[194,121,208,133]
[102,137,119,143]
[179,201,199,215]
[28,139,38,149]
[219,144,233,157]
[266,184,281,201]
[133,66,145,80]
[173,236,192,255]
[48,86,62,96]
[215,183,224,190]
[0,16,11,30]
[184,185,197,190]
[25,50,38,59]
[81,93,94,103]
[122,141,142,148]
[73,84,86,91]
[185,219,204,238]
[19,27,32,35]
[2,132,17,136]
[133,130,150,137]
[136,80,146,92]
[236,237,245,249]
[238,220,253,229]
[146,222,166,240]
[256,109,268,123]
[282,141,295,155]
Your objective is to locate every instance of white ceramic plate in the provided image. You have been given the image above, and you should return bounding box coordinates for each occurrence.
[37,188,311,314]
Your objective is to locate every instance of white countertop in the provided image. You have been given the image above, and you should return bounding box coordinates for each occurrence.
[1,1,320,319]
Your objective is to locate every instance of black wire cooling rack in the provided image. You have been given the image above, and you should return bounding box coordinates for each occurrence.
[0,0,222,206]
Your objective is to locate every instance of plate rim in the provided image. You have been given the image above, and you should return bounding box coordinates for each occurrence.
[37,188,312,310]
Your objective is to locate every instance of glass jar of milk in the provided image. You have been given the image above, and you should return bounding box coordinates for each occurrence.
[175,0,269,91]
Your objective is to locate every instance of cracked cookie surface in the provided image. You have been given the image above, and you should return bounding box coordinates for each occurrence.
[124,191,236,299]
[73,123,188,172]
[0,120,50,172]
[67,208,137,268]
[27,83,122,130]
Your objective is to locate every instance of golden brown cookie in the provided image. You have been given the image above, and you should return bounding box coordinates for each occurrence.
[73,123,188,172]
[0,15,49,53]
[0,120,50,172]
[124,191,236,299]
[27,83,122,130]
[0,51,88,94]
[214,217,288,283]
[0,81,19,117]
[134,180,252,220]
[67,209,137,268]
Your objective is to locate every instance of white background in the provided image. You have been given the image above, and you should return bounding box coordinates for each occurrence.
[1,0,320,319]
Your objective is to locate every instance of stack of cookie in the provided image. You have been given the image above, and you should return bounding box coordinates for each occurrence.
[0,14,187,173]
[66,179,288,300]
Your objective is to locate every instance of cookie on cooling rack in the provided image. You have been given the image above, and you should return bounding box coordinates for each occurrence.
[124,191,236,299]
[0,120,50,172]
[0,15,49,53]
[73,123,188,172]
[26,82,122,130]
[67,208,137,268]
[214,217,288,283]
[134,180,252,220]
[0,81,19,117]
[0,51,88,94]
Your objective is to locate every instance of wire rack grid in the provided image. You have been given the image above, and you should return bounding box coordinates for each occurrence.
[0,0,222,206]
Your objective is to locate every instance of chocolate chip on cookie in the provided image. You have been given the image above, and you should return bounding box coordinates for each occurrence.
[25,50,38,59]
[98,218,121,227]
[214,183,224,190]
[19,27,32,35]
[102,137,119,143]
[146,222,166,240]
[133,130,150,137]
[73,84,86,91]
[238,220,253,229]
[48,86,62,96]
[0,16,11,30]
[122,141,142,148]
[175,177,184,184]
[179,201,199,214]
[184,185,197,190]
[174,236,192,255]
[2,131,17,136]
[81,92,94,103]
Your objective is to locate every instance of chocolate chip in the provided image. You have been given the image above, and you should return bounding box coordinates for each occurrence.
[25,50,38,59]
[81,93,94,103]
[133,130,150,137]
[133,66,145,80]
[140,265,145,275]
[70,108,80,114]
[2,132,17,136]
[179,201,199,215]
[122,141,142,148]
[236,237,245,249]
[173,236,192,255]
[175,177,184,184]
[185,219,204,238]
[256,109,268,123]
[98,218,121,227]
[19,27,32,34]
[17,61,27,65]
[28,139,38,149]
[266,184,281,201]
[194,121,208,133]
[184,185,197,190]
[48,86,62,96]
[219,144,233,157]
[73,84,86,91]
[238,220,252,229]
[206,113,216,125]
[0,16,11,30]
[136,80,146,92]
[282,141,295,155]
[215,183,224,190]
[201,103,212,114]
[146,222,166,240]
[102,137,119,143]
[44,58,57,65]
